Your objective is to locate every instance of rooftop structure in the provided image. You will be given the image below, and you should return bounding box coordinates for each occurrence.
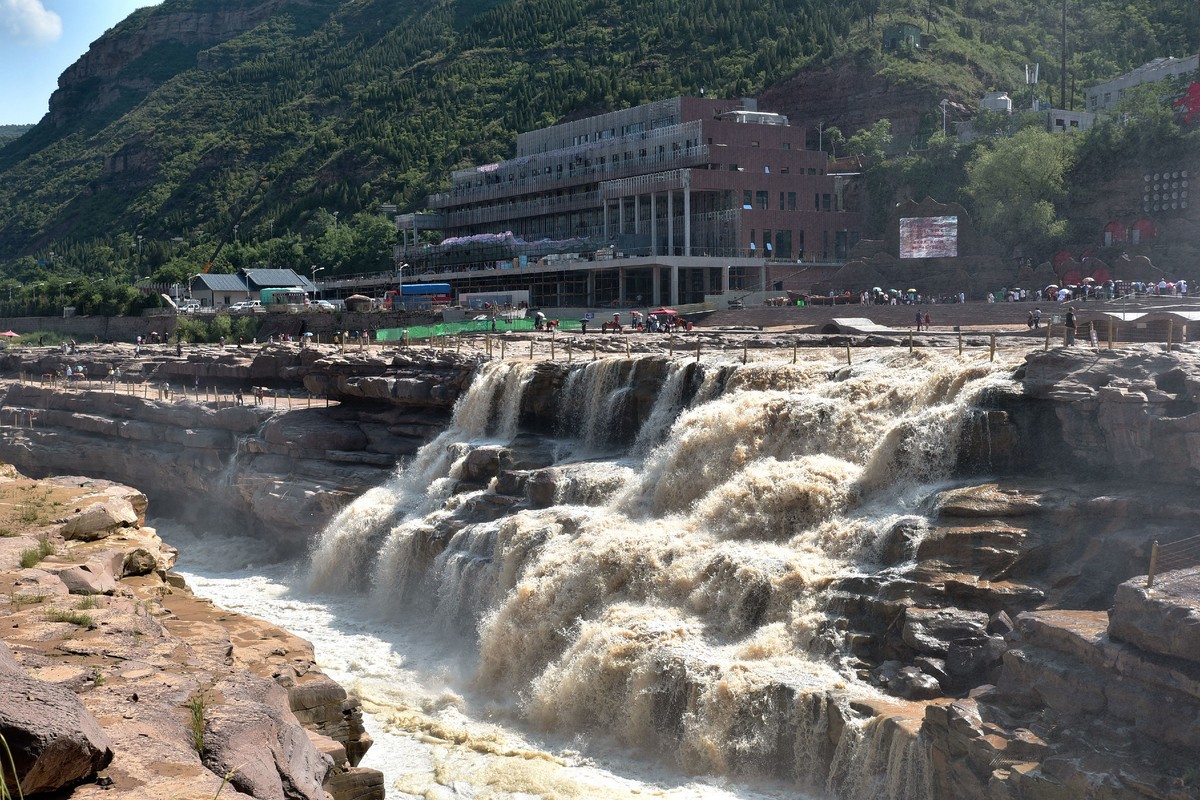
[399,96,863,308]
[1086,55,1199,115]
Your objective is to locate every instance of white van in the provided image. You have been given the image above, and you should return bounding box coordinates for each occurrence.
[180,299,201,313]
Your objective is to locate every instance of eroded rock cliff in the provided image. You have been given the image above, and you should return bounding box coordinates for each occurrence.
[0,470,381,800]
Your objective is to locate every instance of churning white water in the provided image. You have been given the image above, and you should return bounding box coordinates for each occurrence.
[163,526,827,799]
[170,348,1019,799]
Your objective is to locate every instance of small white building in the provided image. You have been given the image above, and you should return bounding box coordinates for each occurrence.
[980,92,1013,114]
[1086,55,1199,115]
[1044,108,1095,134]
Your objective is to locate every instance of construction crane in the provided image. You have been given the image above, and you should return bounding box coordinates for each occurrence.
[203,174,269,273]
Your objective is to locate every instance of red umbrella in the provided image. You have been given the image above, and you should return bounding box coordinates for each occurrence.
[0,331,19,337]
[650,308,678,316]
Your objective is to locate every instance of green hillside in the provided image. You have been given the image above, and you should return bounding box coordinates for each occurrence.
[0,0,1194,293]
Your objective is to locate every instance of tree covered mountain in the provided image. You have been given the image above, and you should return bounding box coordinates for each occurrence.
[0,0,1195,292]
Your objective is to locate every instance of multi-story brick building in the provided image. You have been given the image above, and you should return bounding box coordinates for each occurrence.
[395,96,862,308]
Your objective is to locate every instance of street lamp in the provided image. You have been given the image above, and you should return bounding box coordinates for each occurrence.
[311,266,325,300]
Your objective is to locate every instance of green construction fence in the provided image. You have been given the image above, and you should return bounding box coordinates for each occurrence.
[375,316,587,341]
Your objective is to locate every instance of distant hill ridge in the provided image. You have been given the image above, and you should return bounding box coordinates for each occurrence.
[0,0,1194,266]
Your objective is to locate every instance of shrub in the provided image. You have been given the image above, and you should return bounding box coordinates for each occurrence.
[45,607,94,627]
[18,536,54,568]
[186,692,208,755]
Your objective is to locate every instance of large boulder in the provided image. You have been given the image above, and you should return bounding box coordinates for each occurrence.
[201,675,334,800]
[324,767,385,800]
[58,497,139,541]
[45,549,126,595]
[0,642,113,795]
[1108,572,1200,663]
[901,607,989,656]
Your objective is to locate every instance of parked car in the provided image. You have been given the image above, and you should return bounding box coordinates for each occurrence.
[179,299,201,313]
[312,300,336,312]
[228,300,264,313]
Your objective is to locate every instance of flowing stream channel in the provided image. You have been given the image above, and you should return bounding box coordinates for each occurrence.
[163,349,1019,800]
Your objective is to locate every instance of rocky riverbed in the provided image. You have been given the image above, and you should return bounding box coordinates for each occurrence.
[0,337,1198,799]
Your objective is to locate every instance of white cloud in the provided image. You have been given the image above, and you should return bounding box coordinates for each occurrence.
[0,0,63,45]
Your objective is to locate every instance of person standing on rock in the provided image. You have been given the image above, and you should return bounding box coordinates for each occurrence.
[1064,307,1077,345]
[914,311,923,331]
[923,311,931,330]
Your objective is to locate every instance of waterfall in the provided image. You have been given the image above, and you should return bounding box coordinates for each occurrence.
[307,360,535,593]
[556,357,637,451]
[305,349,1017,796]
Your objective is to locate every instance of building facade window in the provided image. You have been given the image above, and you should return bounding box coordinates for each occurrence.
[756,190,769,209]
[743,191,753,209]
[776,229,793,259]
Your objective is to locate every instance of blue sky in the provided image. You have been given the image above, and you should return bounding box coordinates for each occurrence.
[0,0,163,125]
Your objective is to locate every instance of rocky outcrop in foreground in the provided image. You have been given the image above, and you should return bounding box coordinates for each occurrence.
[0,470,381,800]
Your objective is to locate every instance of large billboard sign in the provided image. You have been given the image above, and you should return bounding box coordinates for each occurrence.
[899,215,958,259]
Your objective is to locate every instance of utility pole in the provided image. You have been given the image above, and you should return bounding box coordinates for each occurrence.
[1060,0,1068,111]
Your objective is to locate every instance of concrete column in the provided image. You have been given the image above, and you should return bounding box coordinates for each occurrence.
[650,191,657,256]
[761,262,768,295]
[618,267,626,304]
[587,270,596,307]
[602,198,609,239]
[670,264,680,306]
[722,264,731,293]
[667,191,675,256]
[683,180,692,257]
[618,196,625,235]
